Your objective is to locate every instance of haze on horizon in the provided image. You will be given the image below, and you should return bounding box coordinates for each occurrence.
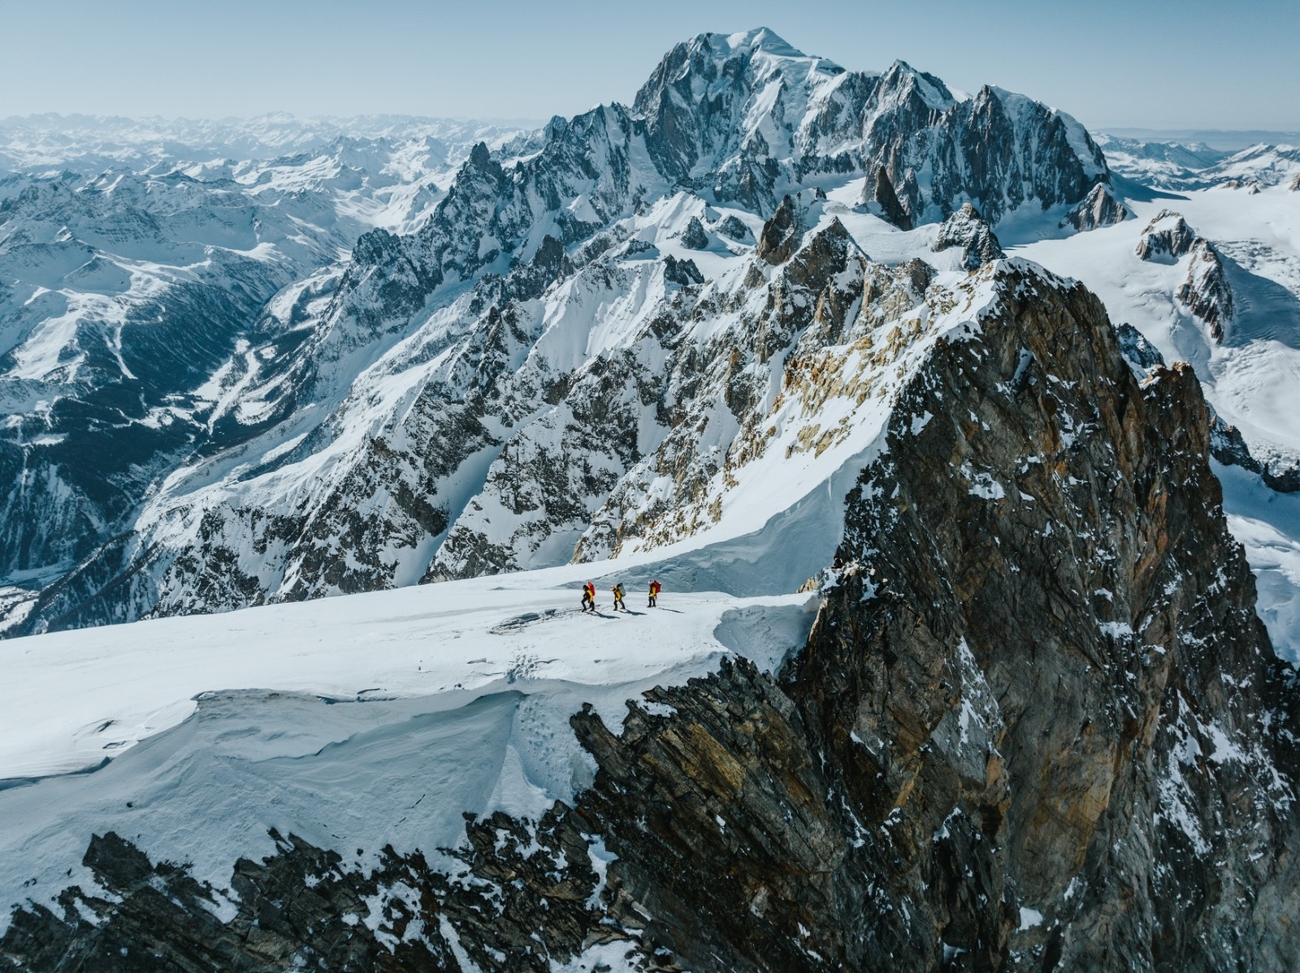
[2,0,1298,134]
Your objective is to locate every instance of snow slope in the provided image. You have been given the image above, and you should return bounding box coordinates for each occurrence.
[1215,462,1300,663]
[0,563,817,928]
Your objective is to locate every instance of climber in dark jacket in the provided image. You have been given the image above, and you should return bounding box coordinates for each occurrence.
[581,582,596,612]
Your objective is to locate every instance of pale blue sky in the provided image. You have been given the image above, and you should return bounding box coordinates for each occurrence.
[2,0,1297,132]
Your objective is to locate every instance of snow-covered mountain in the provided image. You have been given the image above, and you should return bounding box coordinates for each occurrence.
[1098,132,1300,191]
[1,28,1120,635]
[5,27,1300,973]
[0,112,539,179]
[0,116,537,627]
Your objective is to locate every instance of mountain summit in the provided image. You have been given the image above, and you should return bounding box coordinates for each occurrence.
[630,28,1108,222]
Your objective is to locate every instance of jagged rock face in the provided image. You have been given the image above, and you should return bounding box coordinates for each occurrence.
[679,215,709,250]
[1134,212,1234,341]
[572,267,1300,971]
[1177,239,1234,340]
[1061,182,1128,231]
[1123,319,1300,493]
[0,816,610,973]
[869,165,913,229]
[932,203,1003,269]
[856,76,1109,228]
[1114,321,1167,376]
[10,266,1299,972]
[715,213,749,240]
[1291,173,1300,191]
[1135,210,1198,261]
[801,268,1298,970]
[1211,418,1300,492]
[755,193,804,263]
[631,30,1109,223]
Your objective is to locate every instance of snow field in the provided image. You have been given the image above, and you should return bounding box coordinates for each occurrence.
[0,564,818,926]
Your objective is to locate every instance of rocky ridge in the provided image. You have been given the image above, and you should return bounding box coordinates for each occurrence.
[0,121,536,630]
[932,203,1003,270]
[1060,182,1129,231]
[1135,210,1234,340]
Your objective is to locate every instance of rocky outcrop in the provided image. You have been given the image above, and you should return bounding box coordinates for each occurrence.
[1061,182,1128,231]
[756,194,805,264]
[1177,238,1234,340]
[1135,212,1234,340]
[679,215,709,249]
[869,166,913,230]
[809,268,1298,970]
[715,214,750,241]
[571,265,1300,971]
[1135,210,1198,261]
[1211,418,1300,492]
[1291,173,1300,191]
[932,203,1002,269]
[1113,321,1167,376]
[1110,321,1298,493]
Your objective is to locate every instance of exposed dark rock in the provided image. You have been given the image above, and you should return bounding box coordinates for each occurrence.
[1062,182,1129,231]
[1135,210,1198,261]
[508,233,576,300]
[1133,212,1234,341]
[570,265,1300,971]
[715,214,750,241]
[932,203,1003,269]
[1113,321,1166,377]
[756,194,804,265]
[1290,173,1300,192]
[1211,417,1300,492]
[1,816,612,973]
[869,166,913,230]
[679,216,709,250]
[663,254,705,287]
[1177,238,1234,340]
[0,829,441,971]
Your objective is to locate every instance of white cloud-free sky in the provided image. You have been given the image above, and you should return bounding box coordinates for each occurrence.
[2,0,1297,132]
